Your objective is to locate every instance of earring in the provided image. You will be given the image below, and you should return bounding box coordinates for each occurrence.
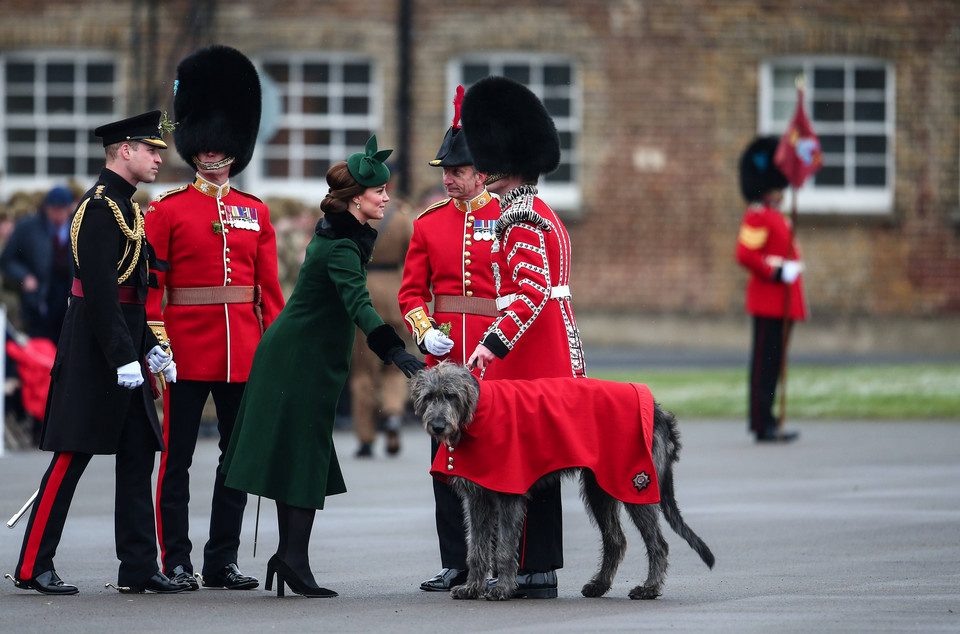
[356,201,361,210]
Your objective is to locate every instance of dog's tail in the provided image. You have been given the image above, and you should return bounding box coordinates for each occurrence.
[658,408,716,569]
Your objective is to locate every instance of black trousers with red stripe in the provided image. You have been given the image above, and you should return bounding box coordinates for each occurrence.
[749,315,791,437]
[517,480,563,573]
[16,405,159,586]
[155,380,247,577]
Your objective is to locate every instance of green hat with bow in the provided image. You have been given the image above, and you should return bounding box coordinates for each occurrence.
[347,135,393,187]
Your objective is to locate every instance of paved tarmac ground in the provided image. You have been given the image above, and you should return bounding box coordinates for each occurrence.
[1,419,958,633]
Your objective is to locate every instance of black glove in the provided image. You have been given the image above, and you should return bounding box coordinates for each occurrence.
[387,347,426,378]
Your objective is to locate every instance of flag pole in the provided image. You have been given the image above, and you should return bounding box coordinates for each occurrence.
[776,74,804,436]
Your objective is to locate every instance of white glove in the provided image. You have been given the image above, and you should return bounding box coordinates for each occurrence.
[781,260,803,284]
[424,328,455,356]
[146,345,173,373]
[161,359,177,383]
[117,361,144,389]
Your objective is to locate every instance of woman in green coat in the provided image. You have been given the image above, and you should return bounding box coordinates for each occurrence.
[221,136,424,598]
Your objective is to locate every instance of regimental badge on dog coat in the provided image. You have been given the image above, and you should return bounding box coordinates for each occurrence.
[430,378,660,504]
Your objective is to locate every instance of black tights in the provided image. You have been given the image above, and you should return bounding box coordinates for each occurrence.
[275,500,317,583]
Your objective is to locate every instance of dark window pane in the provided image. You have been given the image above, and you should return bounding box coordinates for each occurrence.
[8,155,36,175]
[813,99,844,121]
[543,97,570,117]
[48,156,75,174]
[86,96,113,113]
[46,95,74,113]
[87,63,114,83]
[855,135,887,154]
[266,158,290,177]
[557,131,572,150]
[462,64,488,84]
[305,159,330,178]
[343,63,369,84]
[543,162,572,182]
[854,101,885,121]
[303,96,329,114]
[343,96,369,114]
[268,128,290,145]
[345,129,370,146]
[7,128,36,143]
[281,95,290,112]
[264,63,289,83]
[544,65,571,86]
[855,69,885,90]
[855,166,885,186]
[813,68,844,89]
[7,95,34,113]
[304,63,329,84]
[86,157,102,175]
[47,63,74,83]
[503,65,530,84]
[820,135,845,153]
[49,129,76,143]
[814,166,844,186]
[6,62,34,82]
[304,128,331,145]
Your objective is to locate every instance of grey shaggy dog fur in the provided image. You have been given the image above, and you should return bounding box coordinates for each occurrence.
[411,361,715,601]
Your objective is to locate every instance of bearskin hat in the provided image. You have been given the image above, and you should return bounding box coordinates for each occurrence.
[461,76,560,181]
[173,45,261,177]
[739,136,789,202]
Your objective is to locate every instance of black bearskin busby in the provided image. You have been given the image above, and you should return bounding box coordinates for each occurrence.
[739,136,789,203]
[173,45,261,177]
[461,76,560,181]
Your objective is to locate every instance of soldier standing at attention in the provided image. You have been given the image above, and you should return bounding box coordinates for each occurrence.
[146,46,284,591]
[7,111,188,595]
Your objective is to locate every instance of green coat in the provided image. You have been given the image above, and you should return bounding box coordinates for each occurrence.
[222,212,386,509]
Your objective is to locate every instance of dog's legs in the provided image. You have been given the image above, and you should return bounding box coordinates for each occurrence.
[624,502,668,599]
[579,471,626,598]
[486,494,527,601]
[451,483,497,599]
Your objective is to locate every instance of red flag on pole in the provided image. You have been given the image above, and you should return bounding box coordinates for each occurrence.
[774,87,822,189]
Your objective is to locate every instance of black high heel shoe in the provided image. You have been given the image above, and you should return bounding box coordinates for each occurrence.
[265,554,337,598]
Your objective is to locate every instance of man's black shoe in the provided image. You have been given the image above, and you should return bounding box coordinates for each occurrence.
[118,572,191,594]
[487,570,558,599]
[7,569,79,595]
[420,568,468,591]
[756,429,800,443]
[201,563,259,590]
[168,564,199,591]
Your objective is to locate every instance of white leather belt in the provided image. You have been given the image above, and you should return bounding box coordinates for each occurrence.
[496,285,571,310]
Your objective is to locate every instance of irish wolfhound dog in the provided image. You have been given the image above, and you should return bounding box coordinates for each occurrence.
[411,361,715,601]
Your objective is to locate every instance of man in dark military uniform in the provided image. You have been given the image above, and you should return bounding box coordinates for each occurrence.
[6,111,189,595]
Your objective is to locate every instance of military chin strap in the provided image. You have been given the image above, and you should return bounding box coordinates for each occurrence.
[193,155,236,171]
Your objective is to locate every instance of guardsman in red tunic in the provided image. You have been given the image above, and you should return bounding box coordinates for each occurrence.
[145,46,284,591]
[735,136,806,443]
[399,86,501,592]
[464,76,587,599]
[8,111,190,595]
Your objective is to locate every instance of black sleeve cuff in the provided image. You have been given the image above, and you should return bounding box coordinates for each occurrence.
[481,333,509,359]
[367,324,406,362]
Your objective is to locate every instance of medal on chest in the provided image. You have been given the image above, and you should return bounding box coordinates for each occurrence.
[473,219,495,241]
[223,204,260,231]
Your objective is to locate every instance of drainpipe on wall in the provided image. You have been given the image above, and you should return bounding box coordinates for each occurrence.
[396,0,413,197]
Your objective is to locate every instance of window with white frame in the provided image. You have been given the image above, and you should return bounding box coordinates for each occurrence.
[0,51,120,198]
[247,53,381,201]
[449,54,580,214]
[759,57,895,214]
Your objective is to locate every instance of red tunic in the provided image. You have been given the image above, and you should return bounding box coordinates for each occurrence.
[145,177,285,382]
[430,378,660,504]
[481,186,586,380]
[735,203,807,321]
[398,191,501,367]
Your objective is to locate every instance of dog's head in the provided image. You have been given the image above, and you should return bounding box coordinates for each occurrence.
[410,361,480,447]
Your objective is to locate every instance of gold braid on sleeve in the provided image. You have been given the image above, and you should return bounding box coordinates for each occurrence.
[70,198,145,284]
